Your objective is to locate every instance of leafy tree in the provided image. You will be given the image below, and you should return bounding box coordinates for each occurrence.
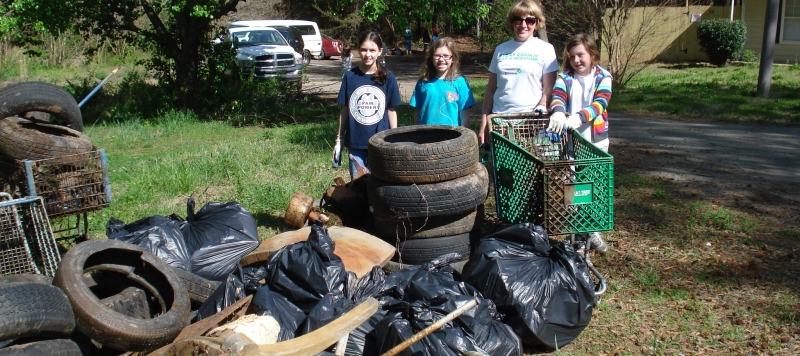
[2,0,243,108]
[280,0,489,46]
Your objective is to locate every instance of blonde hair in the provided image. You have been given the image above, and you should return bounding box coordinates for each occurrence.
[562,34,600,72]
[505,0,546,31]
[420,37,461,81]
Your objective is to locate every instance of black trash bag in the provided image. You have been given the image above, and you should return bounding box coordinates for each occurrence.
[106,216,192,271]
[341,267,387,355]
[379,253,464,302]
[299,289,355,336]
[373,253,522,356]
[461,222,596,350]
[180,196,260,281]
[265,223,347,313]
[375,295,520,356]
[345,310,387,356]
[194,266,266,322]
[348,266,386,305]
[253,284,307,342]
[194,267,246,322]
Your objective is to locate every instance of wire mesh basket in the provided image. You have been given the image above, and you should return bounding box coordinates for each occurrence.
[0,149,111,218]
[0,192,61,277]
[488,113,614,235]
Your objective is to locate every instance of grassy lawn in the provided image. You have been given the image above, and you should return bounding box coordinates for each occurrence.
[16,62,800,354]
[612,63,800,125]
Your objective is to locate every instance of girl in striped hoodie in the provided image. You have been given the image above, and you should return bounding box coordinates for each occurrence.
[547,34,612,152]
[547,34,612,253]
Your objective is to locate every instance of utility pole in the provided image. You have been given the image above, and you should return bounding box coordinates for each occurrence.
[757,0,780,97]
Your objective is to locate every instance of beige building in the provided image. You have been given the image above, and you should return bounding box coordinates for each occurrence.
[741,0,800,63]
[601,2,798,64]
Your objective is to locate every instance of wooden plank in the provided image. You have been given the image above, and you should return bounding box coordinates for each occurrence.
[254,297,378,356]
[147,295,253,356]
[240,227,395,278]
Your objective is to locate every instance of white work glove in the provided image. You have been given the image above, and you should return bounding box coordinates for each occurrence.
[548,112,566,132]
[533,104,548,116]
[566,113,583,129]
[331,139,342,168]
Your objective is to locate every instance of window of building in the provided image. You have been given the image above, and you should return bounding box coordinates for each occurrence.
[783,0,800,42]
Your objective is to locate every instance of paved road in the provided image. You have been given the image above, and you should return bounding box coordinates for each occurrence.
[611,115,800,186]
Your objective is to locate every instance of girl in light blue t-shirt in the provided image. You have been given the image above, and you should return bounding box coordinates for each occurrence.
[409,37,476,127]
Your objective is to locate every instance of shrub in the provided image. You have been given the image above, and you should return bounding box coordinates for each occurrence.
[697,19,747,66]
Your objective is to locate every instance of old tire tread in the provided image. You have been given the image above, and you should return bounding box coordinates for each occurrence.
[171,266,221,304]
[53,240,190,352]
[368,125,479,183]
[0,81,83,131]
[373,207,483,239]
[0,339,82,356]
[0,117,93,163]
[368,164,489,218]
[0,282,75,342]
[390,233,472,265]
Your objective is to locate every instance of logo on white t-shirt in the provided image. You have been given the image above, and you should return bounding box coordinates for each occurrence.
[350,86,385,125]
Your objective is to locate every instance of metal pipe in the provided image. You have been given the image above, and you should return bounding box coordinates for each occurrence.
[78,66,120,108]
[381,298,480,356]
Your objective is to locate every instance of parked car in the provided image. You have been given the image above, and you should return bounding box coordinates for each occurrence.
[269,25,310,66]
[230,20,322,66]
[316,34,343,60]
[229,27,303,82]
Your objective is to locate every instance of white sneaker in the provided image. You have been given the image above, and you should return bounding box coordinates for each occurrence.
[587,232,608,254]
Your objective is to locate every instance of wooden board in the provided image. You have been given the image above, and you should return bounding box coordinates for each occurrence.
[240,226,395,278]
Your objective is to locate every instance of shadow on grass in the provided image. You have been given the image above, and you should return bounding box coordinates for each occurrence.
[610,162,800,311]
[253,211,292,232]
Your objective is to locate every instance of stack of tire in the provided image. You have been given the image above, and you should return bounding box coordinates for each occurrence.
[0,275,80,355]
[0,82,91,163]
[367,125,488,266]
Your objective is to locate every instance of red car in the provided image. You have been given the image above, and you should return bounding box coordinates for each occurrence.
[315,34,342,60]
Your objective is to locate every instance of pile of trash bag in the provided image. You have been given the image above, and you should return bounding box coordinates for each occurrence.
[461,223,597,350]
[123,216,596,354]
[371,253,522,356]
[107,196,259,281]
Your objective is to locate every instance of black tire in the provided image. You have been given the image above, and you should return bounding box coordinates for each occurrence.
[0,282,75,342]
[0,82,83,131]
[368,164,489,219]
[368,125,479,184]
[390,232,472,265]
[373,206,483,239]
[170,266,221,304]
[53,239,190,352]
[303,50,312,66]
[0,274,52,285]
[0,339,82,356]
[0,117,93,164]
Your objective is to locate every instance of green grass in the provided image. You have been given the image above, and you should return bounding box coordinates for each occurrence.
[613,63,800,125]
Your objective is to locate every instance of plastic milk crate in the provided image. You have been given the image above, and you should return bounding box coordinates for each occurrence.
[488,114,614,235]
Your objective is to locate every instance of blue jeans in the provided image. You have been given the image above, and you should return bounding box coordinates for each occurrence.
[348,148,369,180]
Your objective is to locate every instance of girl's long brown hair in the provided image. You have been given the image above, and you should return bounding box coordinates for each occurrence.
[562,34,600,72]
[358,31,388,85]
[420,37,461,82]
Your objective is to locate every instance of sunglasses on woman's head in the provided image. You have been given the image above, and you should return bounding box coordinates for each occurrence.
[512,16,538,25]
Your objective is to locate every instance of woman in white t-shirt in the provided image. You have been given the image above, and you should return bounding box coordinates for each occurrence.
[479,0,559,144]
